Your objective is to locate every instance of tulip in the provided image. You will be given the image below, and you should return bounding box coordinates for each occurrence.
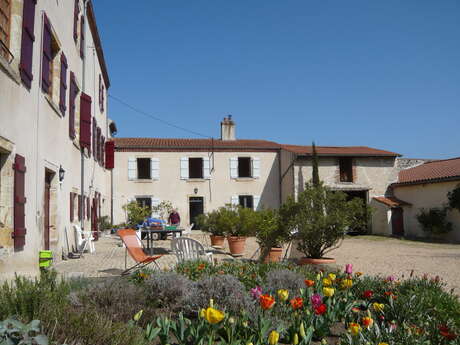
[355,272,363,277]
[323,287,335,297]
[348,322,361,336]
[362,290,373,299]
[204,307,225,324]
[314,304,327,315]
[199,308,206,318]
[277,289,289,301]
[310,293,323,307]
[361,316,373,328]
[251,286,262,300]
[373,302,385,312]
[304,279,315,287]
[328,273,336,281]
[345,264,353,274]
[209,299,214,308]
[341,279,353,289]
[292,333,299,345]
[260,294,276,310]
[322,278,332,287]
[133,310,143,322]
[290,297,303,310]
[268,330,280,345]
[299,322,306,338]
[378,343,389,345]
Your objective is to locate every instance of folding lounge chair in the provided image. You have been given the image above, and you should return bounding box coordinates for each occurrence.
[117,229,163,275]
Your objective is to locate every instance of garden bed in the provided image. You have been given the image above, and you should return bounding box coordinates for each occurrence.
[1,262,459,345]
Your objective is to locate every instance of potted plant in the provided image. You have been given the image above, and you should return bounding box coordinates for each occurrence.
[196,211,225,248]
[284,181,365,265]
[254,208,289,263]
[213,206,246,256]
[122,201,151,229]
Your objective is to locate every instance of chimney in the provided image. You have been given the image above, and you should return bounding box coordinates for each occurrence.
[220,115,236,141]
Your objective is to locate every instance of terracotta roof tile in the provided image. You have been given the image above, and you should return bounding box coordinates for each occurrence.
[281,144,400,157]
[396,157,460,185]
[373,196,411,207]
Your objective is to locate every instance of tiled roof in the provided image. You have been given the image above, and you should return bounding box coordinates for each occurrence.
[373,196,411,207]
[396,157,460,185]
[282,145,400,157]
[113,138,281,151]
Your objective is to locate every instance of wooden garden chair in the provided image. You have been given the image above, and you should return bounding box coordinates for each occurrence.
[117,229,163,275]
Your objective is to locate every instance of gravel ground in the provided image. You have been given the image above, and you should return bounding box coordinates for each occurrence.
[54,233,460,293]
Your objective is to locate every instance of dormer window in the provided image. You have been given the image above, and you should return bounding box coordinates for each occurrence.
[339,158,353,182]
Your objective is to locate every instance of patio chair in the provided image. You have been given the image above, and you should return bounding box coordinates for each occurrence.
[171,237,213,263]
[117,229,163,275]
[73,224,95,254]
[180,223,193,237]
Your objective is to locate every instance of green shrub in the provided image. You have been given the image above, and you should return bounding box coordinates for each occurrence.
[448,184,460,212]
[416,207,453,234]
[122,201,151,228]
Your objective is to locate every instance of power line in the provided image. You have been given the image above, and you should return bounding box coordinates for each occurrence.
[108,94,212,139]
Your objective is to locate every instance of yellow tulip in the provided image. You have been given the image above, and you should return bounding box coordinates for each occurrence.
[277,289,289,301]
[322,278,332,287]
[323,287,335,297]
[341,279,353,289]
[204,307,225,324]
[378,343,389,345]
[292,333,299,345]
[199,308,206,318]
[268,330,280,345]
[299,322,306,338]
[348,322,361,336]
[328,273,336,281]
[373,303,385,312]
[133,310,143,321]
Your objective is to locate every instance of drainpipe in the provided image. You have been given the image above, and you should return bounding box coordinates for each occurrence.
[80,0,89,232]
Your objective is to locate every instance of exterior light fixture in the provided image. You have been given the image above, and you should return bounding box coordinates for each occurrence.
[194,188,198,194]
[59,165,65,183]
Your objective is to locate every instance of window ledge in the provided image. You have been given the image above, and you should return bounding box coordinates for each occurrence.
[185,178,208,182]
[0,56,20,85]
[233,177,256,181]
[44,94,63,118]
[133,179,154,183]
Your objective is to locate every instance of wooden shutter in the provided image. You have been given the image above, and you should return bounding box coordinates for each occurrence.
[79,15,84,58]
[101,136,105,167]
[19,0,37,89]
[86,196,90,220]
[101,84,105,112]
[77,194,81,221]
[252,157,260,179]
[59,53,68,114]
[105,141,115,169]
[151,197,160,217]
[151,158,159,180]
[68,72,77,139]
[79,93,92,150]
[13,154,27,251]
[253,195,261,211]
[98,74,102,111]
[73,0,78,41]
[82,196,85,220]
[69,192,74,221]
[91,118,96,158]
[203,157,211,179]
[41,14,52,93]
[180,157,189,180]
[230,157,238,179]
[128,157,136,180]
[95,127,101,162]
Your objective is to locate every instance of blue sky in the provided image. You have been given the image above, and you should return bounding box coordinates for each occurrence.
[93,1,459,159]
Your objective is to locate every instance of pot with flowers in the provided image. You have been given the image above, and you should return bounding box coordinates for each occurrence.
[254,208,290,263]
[218,205,255,256]
[196,211,225,248]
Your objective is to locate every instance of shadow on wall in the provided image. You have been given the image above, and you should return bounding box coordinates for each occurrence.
[258,157,281,210]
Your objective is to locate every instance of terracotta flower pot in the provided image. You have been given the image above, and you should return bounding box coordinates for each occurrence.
[210,235,225,248]
[262,247,283,263]
[298,257,336,265]
[227,236,246,256]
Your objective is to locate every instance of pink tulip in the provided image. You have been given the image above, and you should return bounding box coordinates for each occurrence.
[250,286,262,300]
[310,293,323,308]
[386,275,395,282]
[345,264,353,275]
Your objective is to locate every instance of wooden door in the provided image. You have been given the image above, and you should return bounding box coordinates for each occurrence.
[391,207,404,236]
[44,172,52,250]
[189,197,204,230]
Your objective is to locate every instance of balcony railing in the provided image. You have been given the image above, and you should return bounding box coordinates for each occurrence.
[0,39,14,64]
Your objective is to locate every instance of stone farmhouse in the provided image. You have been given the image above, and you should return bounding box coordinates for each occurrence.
[111,117,405,235]
[0,0,115,277]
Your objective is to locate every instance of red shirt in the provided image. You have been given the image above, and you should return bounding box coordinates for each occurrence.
[168,212,180,225]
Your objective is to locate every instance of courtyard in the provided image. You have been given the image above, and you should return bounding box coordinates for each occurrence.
[54,233,460,293]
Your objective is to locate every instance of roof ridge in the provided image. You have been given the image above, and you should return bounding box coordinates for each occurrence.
[422,157,460,164]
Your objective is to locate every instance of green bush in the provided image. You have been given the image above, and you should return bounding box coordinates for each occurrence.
[416,207,453,234]
[122,201,151,228]
[448,184,460,212]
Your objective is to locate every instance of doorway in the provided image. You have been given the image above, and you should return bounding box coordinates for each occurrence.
[44,170,54,250]
[189,197,204,230]
[391,207,404,237]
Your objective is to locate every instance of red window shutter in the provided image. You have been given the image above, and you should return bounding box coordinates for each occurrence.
[19,0,37,89]
[77,194,81,221]
[80,15,84,58]
[41,14,52,93]
[101,84,105,112]
[79,93,92,150]
[92,119,96,159]
[59,53,68,114]
[86,196,90,220]
[96,127,101,162]
[69,72,78,139]
[105,141,114,169]
[73,0,79,41]
[70,192,74,222]
[101,136,105,167]
[98,74,102,110]
[13,154,27,251]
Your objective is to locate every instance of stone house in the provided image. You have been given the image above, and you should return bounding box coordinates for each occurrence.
[0,0,113,277]
[373,157,460,242]
[111,118,281,228]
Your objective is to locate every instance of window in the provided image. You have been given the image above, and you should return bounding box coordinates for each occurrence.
[137,158,151,179]
[136,197,151,214]
[0,0,11,61]
[339,158,353,182]
[238,157,252,178]
[239,195,254,209]
[189,158,203,179]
